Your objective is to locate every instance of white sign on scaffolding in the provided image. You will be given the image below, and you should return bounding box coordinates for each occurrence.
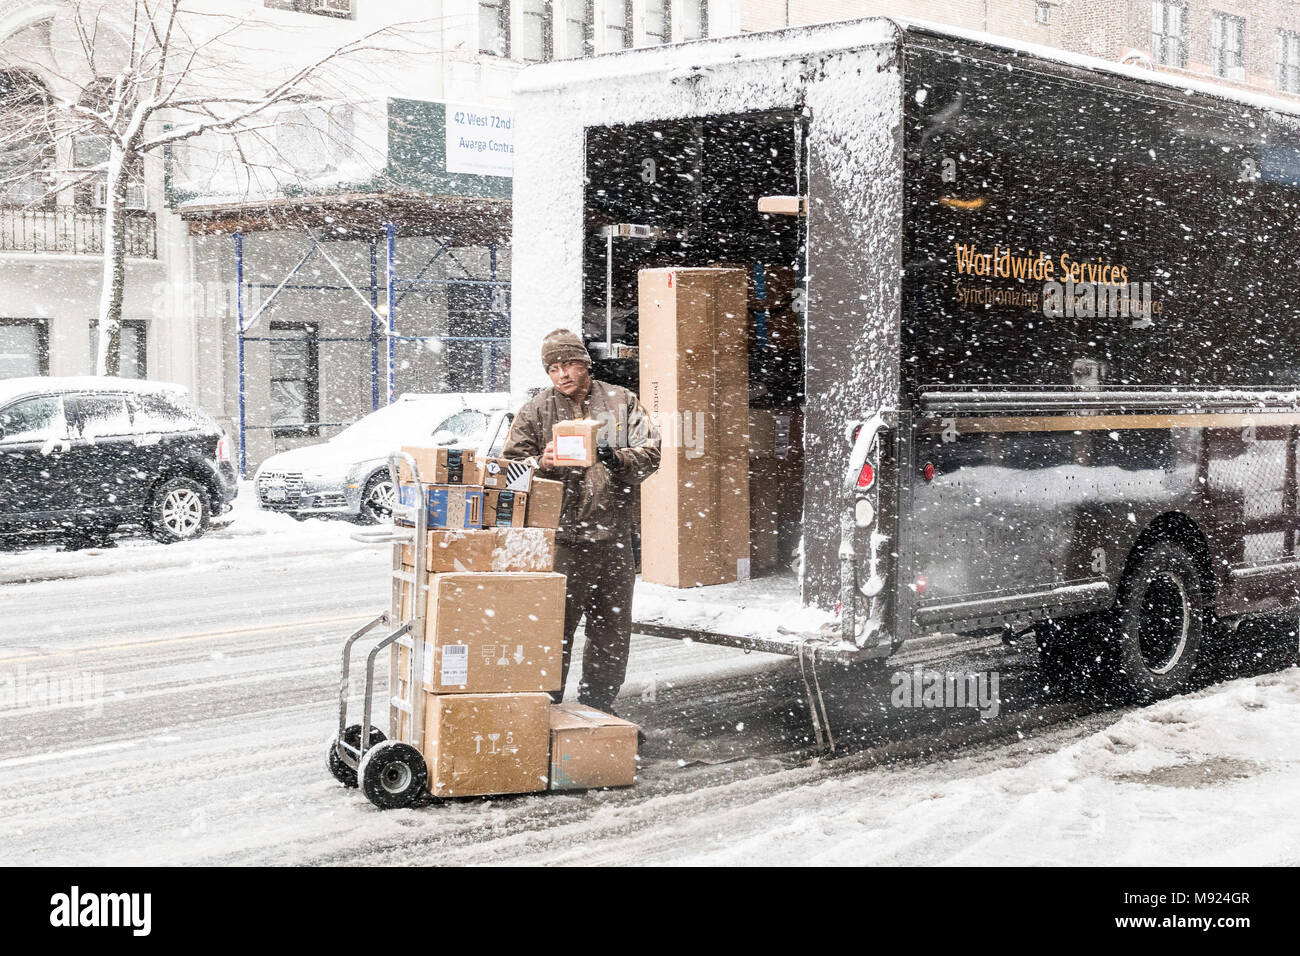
[445,103,514,178]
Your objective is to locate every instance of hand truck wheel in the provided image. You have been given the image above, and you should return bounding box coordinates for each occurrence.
[357,740,428,809]
[327,724,387,788]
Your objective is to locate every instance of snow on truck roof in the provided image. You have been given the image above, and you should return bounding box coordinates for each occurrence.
[515,16,1300,123]
[0,376,189,408]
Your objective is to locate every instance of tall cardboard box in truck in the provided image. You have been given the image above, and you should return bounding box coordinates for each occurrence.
[638,267,750,587]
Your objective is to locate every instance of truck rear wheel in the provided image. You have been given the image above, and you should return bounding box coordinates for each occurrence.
[1105,540,1206,703]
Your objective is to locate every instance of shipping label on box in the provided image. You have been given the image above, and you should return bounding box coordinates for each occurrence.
[526,477,563,529]
[396,484,484,529]
[484,488,528,528]
[476,456,534,492]
[400,527,556,573]
[424,692,552,798]
[402,572,565,694]
[552,419,601,467]
[548,702,639,791]
[397,446,477,485]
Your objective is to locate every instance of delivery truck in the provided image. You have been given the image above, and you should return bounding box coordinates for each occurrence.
[509,18,1300,704]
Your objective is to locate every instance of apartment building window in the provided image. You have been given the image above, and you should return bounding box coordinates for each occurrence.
[0,319,48,378]
[269,322,319,435]
[0,70,55,207]
[89,320,147,380]
[565,1,594,58]
[264,0,355,19]
[645,0,670,45]
[1035,2,1052,26]
[1152,1,1187,68]
[604,0,632,50]
[681,0,707,41]
[1212,12,1246,80]
[521,0,554,61]
[1280,31,1300,93]
[480,0,511,57]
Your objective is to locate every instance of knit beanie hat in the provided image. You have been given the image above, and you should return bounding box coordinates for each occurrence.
[541,328,592,370]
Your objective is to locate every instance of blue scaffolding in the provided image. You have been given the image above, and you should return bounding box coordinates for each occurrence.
[232,222,508,477]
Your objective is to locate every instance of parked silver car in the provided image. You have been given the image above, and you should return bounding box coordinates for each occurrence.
[253,393,510,522]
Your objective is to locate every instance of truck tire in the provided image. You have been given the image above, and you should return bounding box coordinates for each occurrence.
[1104,540,1206,703]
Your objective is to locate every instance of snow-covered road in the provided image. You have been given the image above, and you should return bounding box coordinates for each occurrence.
[2,490,1299,865]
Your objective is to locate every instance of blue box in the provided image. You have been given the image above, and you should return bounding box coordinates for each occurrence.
[397,484,483,529]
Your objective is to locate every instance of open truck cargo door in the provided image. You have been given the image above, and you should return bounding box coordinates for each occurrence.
[510,19,906,660]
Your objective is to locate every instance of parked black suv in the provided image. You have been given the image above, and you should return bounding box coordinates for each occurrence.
[0,377,237,546]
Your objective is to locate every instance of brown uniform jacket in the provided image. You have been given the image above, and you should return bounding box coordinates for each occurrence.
[503,380,661,544]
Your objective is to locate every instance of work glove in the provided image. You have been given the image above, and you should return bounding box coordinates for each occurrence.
[596,440,616,469]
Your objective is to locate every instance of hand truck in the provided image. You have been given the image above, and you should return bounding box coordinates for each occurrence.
[327,451,435,809]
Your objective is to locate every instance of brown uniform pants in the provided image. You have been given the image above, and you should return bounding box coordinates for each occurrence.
[553,536,636,712]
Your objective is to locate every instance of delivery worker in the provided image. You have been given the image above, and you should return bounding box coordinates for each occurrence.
[503,329,660,716]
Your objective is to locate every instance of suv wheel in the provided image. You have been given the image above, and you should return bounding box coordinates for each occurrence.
[150,477,211,543]
[359,472,396,524]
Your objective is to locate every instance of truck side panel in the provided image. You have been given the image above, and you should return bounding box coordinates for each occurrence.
[899,36,1300,630]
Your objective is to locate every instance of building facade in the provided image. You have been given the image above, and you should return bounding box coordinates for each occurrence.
[0,1,734,472]
[742,1,1300,100]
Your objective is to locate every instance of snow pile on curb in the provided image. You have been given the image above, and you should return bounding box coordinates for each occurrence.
[0,483,380,585]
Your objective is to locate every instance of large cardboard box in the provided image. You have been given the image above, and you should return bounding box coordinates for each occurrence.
[399,527,556,573]
[548,703,639,791]
[396,484,483,529]
[639,267,751,587]
[475,456,534,492]
[423,692,552,798]
[397,446,477,485]
[526,477,564,529]
[552,419,601,467]
[398,572,565,694]
[483,488,528,528]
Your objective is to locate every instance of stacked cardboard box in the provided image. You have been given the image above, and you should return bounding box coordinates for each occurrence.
[392,444,639,796]
[638,267,751,587]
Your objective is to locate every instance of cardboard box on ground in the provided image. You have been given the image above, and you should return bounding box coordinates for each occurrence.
[639,267,751,587]
[408,694,638,797]
[548,703,639,790]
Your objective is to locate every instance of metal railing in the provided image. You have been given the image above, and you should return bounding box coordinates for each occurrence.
[0,206,157,259]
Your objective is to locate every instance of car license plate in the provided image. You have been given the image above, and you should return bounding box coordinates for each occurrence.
[266,487,287,502]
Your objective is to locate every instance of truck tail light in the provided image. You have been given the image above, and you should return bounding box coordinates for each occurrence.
[856,461,875,490]
[217,436,230,463]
